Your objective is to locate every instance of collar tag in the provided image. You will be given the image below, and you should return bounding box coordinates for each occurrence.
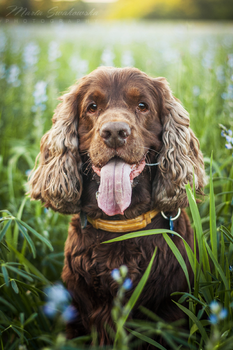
[80,210,87,229]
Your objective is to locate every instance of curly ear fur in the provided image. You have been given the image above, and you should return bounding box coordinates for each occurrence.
[152,78,206,211]
[29,85,83,214]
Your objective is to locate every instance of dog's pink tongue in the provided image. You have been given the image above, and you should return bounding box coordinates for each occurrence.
[97,159,132,216]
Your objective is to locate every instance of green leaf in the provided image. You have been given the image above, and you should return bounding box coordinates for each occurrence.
[15,220,36,258]
[6,265,34,282]
[23,313,38,327]
[129,329,167,350]
[204,241,230,300]
[173,302,208,343]
[190,320,210,337]
[124,247,157,320]
[19,313,24,325]
[171,292,207,309]
[114,248,157,346]
[103,229,182,244]
[16,219,53,252]
[0,220,12,242]
[209,154,218,265]
[11,279,43,297]
[185,183,211,287]
[0,297,17,313]
[1,265,9,287]
[0,241,10,252]
[13,197,28,249]
[7,243,50,284]
[185,183,203,257]
[163,233,191,292]
[219,226,233,244]
[11,280,19,294]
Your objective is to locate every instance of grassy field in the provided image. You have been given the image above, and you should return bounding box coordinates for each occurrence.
[0,21,233,349]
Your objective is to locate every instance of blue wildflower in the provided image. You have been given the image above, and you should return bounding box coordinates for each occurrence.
[61,305,78,322]
[44,283,77,322]
[209,301,228,324]
[43,301,57,318]
[218,308,228,320]
[122,278,133,290]
[220,126,233,152]
[210,300,221,313]
[111,268,121,282]
[229,265,233,272]
[209,314,218,325]
[45,283,70,305]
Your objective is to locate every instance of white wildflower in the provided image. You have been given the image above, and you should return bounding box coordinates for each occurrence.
[6,64,21,87]
[23,42,40,68]
[48,41,61,62]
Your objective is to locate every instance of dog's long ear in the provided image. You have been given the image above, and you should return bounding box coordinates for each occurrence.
[28,84,84,214]
[152,78,206,211]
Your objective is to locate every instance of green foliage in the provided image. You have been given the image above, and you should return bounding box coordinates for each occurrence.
[0,22,232,349]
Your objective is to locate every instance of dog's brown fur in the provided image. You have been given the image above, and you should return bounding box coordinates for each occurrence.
[29,67,205,348]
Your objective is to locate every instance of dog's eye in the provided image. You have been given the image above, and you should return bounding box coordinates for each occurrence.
[88,103,97,113]
[138,102,148,112]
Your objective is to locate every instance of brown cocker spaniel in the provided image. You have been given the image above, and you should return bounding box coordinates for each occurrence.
[29,67,205,347]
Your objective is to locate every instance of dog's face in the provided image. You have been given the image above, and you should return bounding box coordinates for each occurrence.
[77,68,164,216]
[28,67,205,216]
[78,69,162,167]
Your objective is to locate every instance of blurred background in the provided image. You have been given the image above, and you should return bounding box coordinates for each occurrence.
[0,0,233,20]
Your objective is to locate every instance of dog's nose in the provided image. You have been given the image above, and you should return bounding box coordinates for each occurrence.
[99,122,131,148]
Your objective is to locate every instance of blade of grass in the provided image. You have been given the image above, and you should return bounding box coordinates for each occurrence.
[204,240,230,305]
[173,302,208,343]
[16,218,53,252]
[114,248,157,346]
[128,329,167,350]
[15,220,36,258]
[1,265,9,287]
[209,154,218,272]
[163,233,191,292]
[13,197,27,250]
[0,219,12,242]
[103,229,180,244]
[7,243,50,284]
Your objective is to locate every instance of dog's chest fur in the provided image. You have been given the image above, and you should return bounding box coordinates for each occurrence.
[62,211,193,316]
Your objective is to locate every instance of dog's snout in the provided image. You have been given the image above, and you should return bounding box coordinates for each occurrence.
[99,122,131,148]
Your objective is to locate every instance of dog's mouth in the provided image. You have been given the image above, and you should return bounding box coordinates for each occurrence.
[92,156,146,216]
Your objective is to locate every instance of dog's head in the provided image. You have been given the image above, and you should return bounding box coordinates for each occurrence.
[29,67,205,215]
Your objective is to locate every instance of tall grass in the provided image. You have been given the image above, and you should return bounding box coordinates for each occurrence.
[0,22,232,349]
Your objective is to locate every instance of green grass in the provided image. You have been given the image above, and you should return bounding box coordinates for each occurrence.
[0,21,233,349]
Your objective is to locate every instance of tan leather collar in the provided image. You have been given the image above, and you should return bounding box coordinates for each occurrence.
[87,209,159,233]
